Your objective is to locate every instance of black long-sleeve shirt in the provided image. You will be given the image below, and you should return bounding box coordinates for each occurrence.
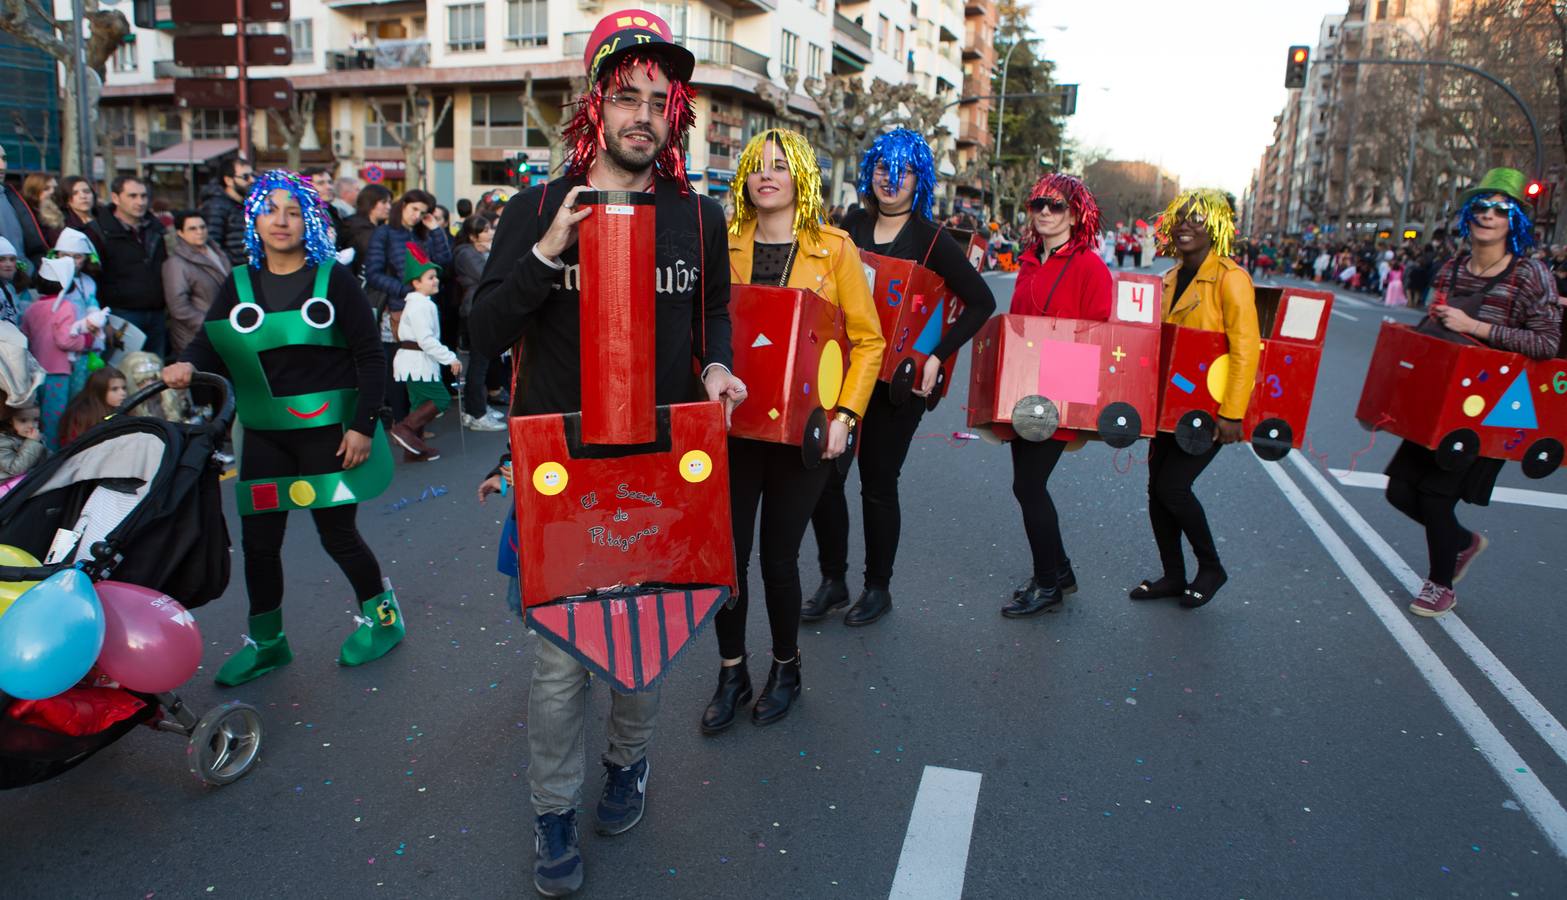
[840,207,996,361]
[469,175,733,416]
[181,263,386,435]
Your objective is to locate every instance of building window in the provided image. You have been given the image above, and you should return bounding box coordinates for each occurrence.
[807,43,823,80]
[710,13,731,44]
[289,19,314,64]
[815,0,828,12]
[781,30,798,82]
[505,0,547,48]
[365,100,409,148]
[877,15,889,51]
[447,3,485,53]
[113,40,137,72]
[102,106,136,149]
[648,2,688,38]
[471,93,550,149]
[192,109,239,140]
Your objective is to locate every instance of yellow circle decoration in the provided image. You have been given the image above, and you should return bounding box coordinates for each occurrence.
[679,449,713,483]
[532,461,569,496]
[1462,395,1485,417]
[1205,354,1232,404]
[818,339,845,409]
[288,480,317,507]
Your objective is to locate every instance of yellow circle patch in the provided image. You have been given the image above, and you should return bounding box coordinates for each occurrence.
[1205,354,1231,404]
[1462,394,1485,417]
[533,462,568,496]
[288,480,317,507]
[818,339,845,409]
[679,449,713,483]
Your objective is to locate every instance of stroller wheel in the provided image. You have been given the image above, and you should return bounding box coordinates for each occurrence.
[187,701,264,786]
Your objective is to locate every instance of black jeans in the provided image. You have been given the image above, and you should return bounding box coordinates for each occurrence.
[1385,478,1468,588]
[463,351,500,417]
[714,437,833,662]
[1146,433,1222,578]
[1010,437,1069,583]
[239,425,385,616]
[811,384,926,589]
[382,342,410,421]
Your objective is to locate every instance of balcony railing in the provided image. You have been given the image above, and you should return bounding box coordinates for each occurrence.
[562,33,770,78]
[833,13,871,48]
[329,39,430,72]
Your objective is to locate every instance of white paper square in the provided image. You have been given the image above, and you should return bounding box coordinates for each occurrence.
[1279,295,1326,342]
[1115,280,1156,324]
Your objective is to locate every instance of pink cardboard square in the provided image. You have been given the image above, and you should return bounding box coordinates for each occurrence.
[1036,340,1102,405]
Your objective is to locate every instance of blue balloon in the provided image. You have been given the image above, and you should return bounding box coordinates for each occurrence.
[0,568,105,700]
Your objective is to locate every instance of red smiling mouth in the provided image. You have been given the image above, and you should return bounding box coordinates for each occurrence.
[287,402,329,419]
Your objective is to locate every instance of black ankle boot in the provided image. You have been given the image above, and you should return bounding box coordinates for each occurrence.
[1130,573,1186,600]
[1057,559,1078,595]
[700,662,753,735]
[751,654,801,726]
[844,587,892,626]
[1001,577,1063,618]
[1180,566,1228,609]
[801,578,850,623]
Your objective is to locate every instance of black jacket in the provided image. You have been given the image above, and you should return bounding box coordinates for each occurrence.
[3,184,48,275]
[840,207,996,361]
[339,213,378,281]
[86,207,168,311]
[200,184,248,267]
[470,176,733,416]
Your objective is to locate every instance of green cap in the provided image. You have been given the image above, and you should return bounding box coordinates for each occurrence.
[403,242,441,284]
[1461,167,1531,207]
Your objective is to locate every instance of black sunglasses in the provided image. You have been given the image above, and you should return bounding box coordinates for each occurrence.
[1029,197,1069,214]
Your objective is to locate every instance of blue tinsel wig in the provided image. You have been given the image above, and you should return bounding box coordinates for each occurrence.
[244,170,336,269]
[1457,193,1536,256]
[858,128,937,221]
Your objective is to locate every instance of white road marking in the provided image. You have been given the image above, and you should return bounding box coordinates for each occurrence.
[1328,468,1567,511]
[1302,456,1567,766]
[1331,309,1359,322]
[889,766,983,900]
[1259,455,1567,859]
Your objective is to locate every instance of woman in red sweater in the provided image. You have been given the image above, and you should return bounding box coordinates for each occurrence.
[1003,173,1112,617]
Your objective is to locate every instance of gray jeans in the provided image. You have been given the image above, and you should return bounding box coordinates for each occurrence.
[528,635,659,817]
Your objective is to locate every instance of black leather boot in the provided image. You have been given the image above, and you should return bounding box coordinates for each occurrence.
[1057,558,1078,595]
[1001,577,1063,618]
[800,577,850,623]
[700,662,753,735]
[844,587,892,626]
[751,653,801,726]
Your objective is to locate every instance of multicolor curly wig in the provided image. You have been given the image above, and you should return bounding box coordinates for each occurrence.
[243,170,335,269]
[1154,188,1237,259]
[561,49,696,192]
[729,128,826,242]
[1022,173,1101,256]
[857,128,936,221]
[1457,193,1536,256]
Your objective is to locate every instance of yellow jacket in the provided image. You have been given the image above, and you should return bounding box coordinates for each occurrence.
[1162,252,1262,420]
[728,220,886,417]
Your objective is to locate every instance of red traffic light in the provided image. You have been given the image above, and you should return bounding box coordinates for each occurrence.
[1292,48,1308,63]
[1526,181,1543,198]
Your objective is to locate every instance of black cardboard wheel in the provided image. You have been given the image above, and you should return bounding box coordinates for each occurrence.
[801,407,829,470]
[888,358,917,406]
[1251,418,1293,461]
[1097,402,1141,449]
[1435,428,1480,472]
[1521,438,1563,480]
[1174,410,1216,455]
[1011,395,1060,442]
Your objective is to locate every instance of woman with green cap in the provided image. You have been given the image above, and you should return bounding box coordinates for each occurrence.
[1387,167,1561,618]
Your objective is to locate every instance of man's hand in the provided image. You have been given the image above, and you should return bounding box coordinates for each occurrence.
[478,474,503,503]
[912,355,942,397]
[337,429,372,469]
[535,185,593,261]
[703,366,747,427]
[823,419,850,460]
[1216,416,1245,445]
[161,362,195,390]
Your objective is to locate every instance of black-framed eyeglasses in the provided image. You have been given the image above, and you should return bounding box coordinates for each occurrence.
[1029,197,1069,214]
[1471,198,1516,215]
[606,92,669,115]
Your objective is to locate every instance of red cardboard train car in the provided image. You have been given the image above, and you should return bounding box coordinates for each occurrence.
[860,250,963,410]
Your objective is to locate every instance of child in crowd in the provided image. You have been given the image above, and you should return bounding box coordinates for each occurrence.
[390,243,460,462]
[0,237,33,326]
[56,365,127,447]
[0,399,45,481]
[21,256,100,449]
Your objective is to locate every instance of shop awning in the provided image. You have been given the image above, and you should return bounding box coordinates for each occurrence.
[139,139,239,166]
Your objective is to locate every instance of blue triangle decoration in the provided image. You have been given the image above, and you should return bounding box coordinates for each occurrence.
[1481,373,1538,429]
[913,298,945,355]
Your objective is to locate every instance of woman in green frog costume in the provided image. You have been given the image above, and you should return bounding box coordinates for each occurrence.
[163,170,404,685]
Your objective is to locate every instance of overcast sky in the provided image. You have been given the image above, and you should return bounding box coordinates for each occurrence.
[1033,0,1344,196]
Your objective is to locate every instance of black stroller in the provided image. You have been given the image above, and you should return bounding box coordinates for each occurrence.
[0,373,263,789]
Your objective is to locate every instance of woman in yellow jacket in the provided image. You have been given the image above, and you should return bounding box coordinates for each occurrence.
[1132,188,1259,609]
[704,129,885,732]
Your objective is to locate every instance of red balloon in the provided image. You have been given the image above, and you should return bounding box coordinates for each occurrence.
[94,581,203,693]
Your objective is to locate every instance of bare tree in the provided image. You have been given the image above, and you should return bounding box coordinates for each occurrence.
[366,85,453,191]
[520,70,586,175]
[266,91,319,172]
[0,1,125,176]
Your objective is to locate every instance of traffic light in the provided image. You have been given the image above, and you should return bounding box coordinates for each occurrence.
[1526,180,1544,202]
[1285,46,1310,89]
[132,0,174,30]
[504,154,532,188]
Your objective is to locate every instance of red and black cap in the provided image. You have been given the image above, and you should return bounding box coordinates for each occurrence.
[583,9,696,85]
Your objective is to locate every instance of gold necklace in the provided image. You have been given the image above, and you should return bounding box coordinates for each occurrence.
[776,238,798,287]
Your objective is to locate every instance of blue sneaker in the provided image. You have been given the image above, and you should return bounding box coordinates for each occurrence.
[533,811,583,897]
[594,756,648,836]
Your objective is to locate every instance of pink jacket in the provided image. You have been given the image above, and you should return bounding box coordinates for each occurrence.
[20,295,93,375]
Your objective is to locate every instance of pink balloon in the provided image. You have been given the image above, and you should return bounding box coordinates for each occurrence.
[94,581,203,693]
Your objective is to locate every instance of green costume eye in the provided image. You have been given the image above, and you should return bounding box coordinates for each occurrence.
[302,297,336,329]
[230,302,265,334]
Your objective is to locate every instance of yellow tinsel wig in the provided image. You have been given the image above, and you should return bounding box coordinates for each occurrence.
[728,128,825,242]
[1154,188,1237,259]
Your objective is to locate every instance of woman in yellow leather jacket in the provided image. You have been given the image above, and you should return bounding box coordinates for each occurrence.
[1131,189,1259,610]
[704,128,885,732]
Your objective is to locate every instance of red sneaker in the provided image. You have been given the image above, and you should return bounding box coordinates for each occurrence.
[1453,532,1489,585]
[1409,580,1457,618]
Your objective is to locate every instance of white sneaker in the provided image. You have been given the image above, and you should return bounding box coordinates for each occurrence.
[463,412,506,432]
[485,407,508,421]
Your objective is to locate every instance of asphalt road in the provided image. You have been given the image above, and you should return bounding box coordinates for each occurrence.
[5,264,1566,899]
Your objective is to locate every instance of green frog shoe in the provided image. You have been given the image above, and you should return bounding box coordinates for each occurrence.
[215,608,294,686]
[339,583,406,667]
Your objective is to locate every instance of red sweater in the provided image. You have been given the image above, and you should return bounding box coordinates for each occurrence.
[1009,245,1113,320]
